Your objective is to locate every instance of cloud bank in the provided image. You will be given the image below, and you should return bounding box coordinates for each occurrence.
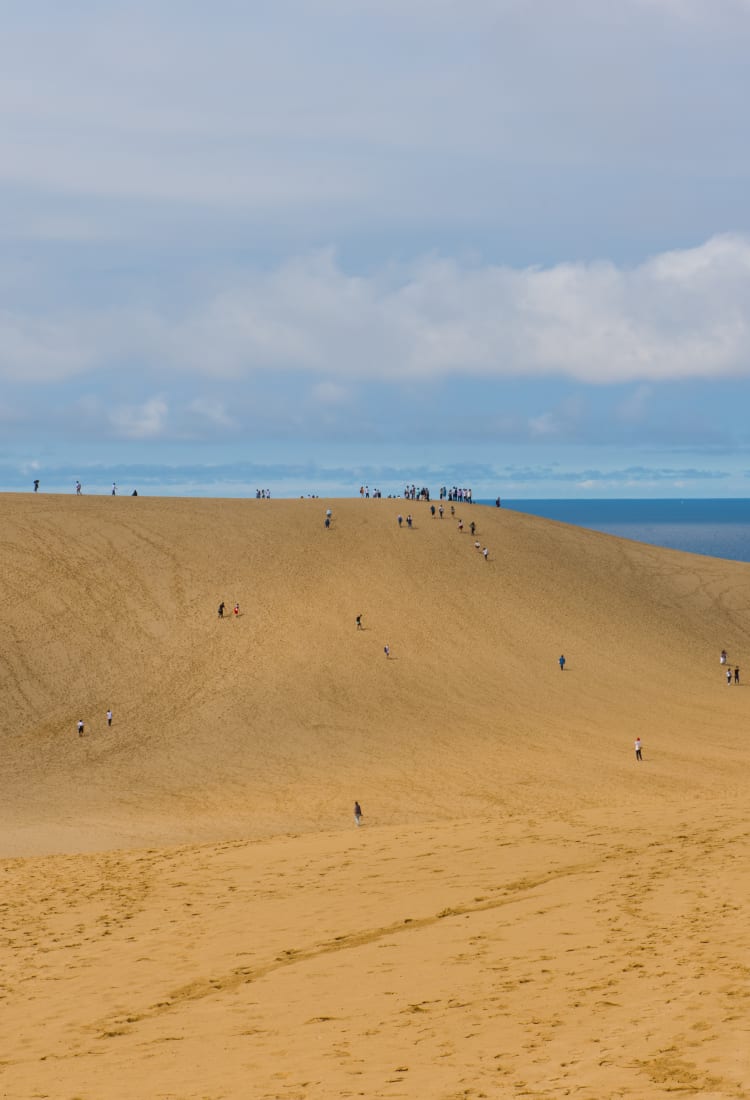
[2,236,749,391]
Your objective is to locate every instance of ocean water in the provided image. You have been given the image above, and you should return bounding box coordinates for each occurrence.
[482,499,750,564]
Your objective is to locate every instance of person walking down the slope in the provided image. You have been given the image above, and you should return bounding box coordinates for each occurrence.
[482,546,489,560]
[384,644,390,659]
[635,737,643,761]
[77,719,84,737]
[233,603,240,618]
[720,649,727,665]
[726,667,732,685]
[218,601,225,619]
[106,709,113,728]
[734,666,740,684]
[356,614,363,630]
[559,654,566,671]
[354,801,363,826]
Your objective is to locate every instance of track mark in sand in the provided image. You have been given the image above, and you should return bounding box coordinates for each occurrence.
[94,855,603,1038]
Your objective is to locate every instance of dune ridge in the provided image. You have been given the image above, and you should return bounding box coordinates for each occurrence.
[1,493,748,1097]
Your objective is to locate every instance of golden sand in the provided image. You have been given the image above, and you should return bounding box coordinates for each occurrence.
[0,494,748,1098]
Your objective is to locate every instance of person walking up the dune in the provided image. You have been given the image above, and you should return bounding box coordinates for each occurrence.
[720,649,727,665]
[356,614,363,630]
[218,601,225,619]
[726,667,732,685]
[559,654,566,671]
[77,719,84,737]
[735,666,740,684]
[438,505,444,519]
[384,644,390,658]
[397,514,403,527]
[635,737,643,761]
[482,546,489,560]
[106,709,113,728]
[233,603,240,618]
[354,801,363,826]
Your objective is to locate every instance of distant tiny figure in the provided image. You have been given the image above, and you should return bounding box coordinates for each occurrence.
[470,521,475,536]
[384,644,390,658]
[406,514,413,528]
[218,601,225,619]
[635,737,643,761]
[430,505,435,517]
[482,546,488,560]
[233,603,240,618]
[559,654,566,671]
[325,507,332,528]
[77,719,84,737]
[726,667,732,685]
[397,514,403,527]
[735,666,740,684]
[474,540,481,551]
[75,480,82,495]
[438,505,444,519]
[112,483,117,496]
[106,709,113,728]
[33,479,39,492]
[720,649,727,665]
[356,614,363,630]
[325,516,330,529]
[132,489,138,496]
[354,801,363,826]
[458,519,464,532]
[496,497,502,508]
[450,505,455,516]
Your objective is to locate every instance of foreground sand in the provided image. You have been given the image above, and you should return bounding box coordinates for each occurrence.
[1,494,748,1097]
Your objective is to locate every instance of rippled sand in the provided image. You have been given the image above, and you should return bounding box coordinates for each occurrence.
[1,493,748,1098]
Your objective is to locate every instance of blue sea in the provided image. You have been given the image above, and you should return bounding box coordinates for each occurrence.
[482,499,750,564]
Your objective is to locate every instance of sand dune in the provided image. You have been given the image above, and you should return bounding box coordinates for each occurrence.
[1,493,748,1097]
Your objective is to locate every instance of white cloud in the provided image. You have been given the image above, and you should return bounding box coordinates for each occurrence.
[2,236,750,389]
[109,397,168,440]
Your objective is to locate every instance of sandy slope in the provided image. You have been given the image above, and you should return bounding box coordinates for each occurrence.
[0,493,748,1098]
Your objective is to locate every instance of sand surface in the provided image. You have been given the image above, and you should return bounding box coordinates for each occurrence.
[0,493,748,1097]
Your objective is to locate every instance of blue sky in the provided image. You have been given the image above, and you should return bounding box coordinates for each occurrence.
[2,0,750,498]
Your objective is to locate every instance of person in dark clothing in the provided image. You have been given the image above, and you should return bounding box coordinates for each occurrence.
[218,602,225,619]
[559,654,566,671]
[33,479,39,492]
[734,666,740,684]
[354,801,363,826]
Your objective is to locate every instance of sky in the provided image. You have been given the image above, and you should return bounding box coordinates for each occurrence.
[2,0,750,498]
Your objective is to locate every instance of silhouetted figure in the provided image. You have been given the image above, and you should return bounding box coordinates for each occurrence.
[559,654,566,671]
[735,666,740,684]
[33,479,39,492]
[218,601,225,619]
